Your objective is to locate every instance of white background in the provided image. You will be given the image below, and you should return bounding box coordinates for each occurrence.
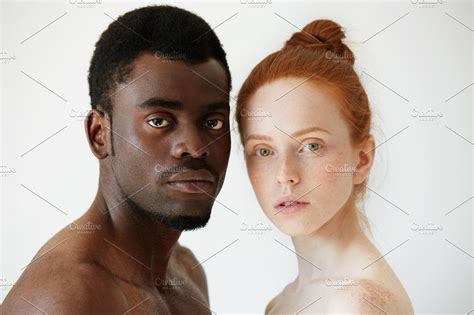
[1,0,473,314]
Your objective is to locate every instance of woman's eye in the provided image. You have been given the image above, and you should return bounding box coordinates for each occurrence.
[147,118,170,128]
[206,119,224,130]
[302,143,322,152]
[256,148,272,157]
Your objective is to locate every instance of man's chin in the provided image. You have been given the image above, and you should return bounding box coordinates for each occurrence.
[147,211,211,231]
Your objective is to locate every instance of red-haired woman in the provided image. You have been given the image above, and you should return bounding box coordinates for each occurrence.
[236,19,414,314]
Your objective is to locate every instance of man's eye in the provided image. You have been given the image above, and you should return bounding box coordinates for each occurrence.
[302,143,322,152]
[256,148,272,157]
[206,119,224,130]
[147,118,170,128]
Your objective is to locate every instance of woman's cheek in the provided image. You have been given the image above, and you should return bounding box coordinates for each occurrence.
[300,153,351,203]
[247,159,275,216]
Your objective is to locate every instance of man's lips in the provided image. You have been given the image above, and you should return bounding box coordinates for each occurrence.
[166,169,215,194]
[167,169,215,183]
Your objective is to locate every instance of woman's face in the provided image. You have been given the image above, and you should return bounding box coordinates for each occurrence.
[241,77,366,237]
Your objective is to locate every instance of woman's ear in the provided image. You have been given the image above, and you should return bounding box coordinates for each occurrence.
[84,109,110,159]
[353,135,375,185]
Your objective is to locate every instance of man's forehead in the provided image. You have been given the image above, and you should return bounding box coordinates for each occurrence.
[127,52,228,89]
[112,52,229,110]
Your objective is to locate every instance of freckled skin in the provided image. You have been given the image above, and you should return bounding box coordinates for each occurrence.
[2,53,231,314]
[241,78,414,314]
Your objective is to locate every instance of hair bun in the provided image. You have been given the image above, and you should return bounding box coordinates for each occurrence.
[284,19,354,65]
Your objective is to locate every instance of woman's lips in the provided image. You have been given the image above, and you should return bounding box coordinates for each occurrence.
[166,180,214,194]
[274,200,310,215]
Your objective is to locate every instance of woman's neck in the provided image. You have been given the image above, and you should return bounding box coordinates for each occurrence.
[291,203,370,285]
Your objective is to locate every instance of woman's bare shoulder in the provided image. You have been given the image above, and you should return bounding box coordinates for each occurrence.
[324,278,414,314]
[264,281,295,314]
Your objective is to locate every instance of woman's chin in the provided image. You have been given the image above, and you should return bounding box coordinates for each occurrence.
[270,215,323,237]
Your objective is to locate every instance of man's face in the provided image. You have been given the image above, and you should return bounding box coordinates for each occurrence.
[107,52,231,230]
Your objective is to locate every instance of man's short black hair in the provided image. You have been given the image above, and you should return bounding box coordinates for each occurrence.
[88,5,232,115]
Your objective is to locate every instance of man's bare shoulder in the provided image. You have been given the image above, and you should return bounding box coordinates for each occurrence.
[2,260,129,314]
[169,244,208,297]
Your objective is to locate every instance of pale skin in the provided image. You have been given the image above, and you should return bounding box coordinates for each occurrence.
[2,53,231,314]
[240,78,414,314]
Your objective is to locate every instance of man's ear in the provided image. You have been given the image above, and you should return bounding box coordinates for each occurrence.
[84,109,110,159]
[353,135,375,185]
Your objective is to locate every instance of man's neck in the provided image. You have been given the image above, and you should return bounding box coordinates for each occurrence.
[89,189,182,287]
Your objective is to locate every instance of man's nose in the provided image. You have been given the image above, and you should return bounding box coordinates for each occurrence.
[171,130,209,159]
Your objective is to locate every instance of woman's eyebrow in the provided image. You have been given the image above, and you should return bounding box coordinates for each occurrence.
[245,126,331,141]
[246,126,330,143]
[245,134,273,142]
[291,126,331,138]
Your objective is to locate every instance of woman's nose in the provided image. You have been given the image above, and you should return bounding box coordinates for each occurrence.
[276,156,300,186]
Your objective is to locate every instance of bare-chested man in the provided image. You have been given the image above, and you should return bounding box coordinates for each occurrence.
[2,5,232,314]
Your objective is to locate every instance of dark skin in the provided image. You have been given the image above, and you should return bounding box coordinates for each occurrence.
[2,52,231,314]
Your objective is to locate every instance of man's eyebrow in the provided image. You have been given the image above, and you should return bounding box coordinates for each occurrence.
[245,126,330,143]
[137,97,183,110]
[205,101,230,112]
[137,98,229,112]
